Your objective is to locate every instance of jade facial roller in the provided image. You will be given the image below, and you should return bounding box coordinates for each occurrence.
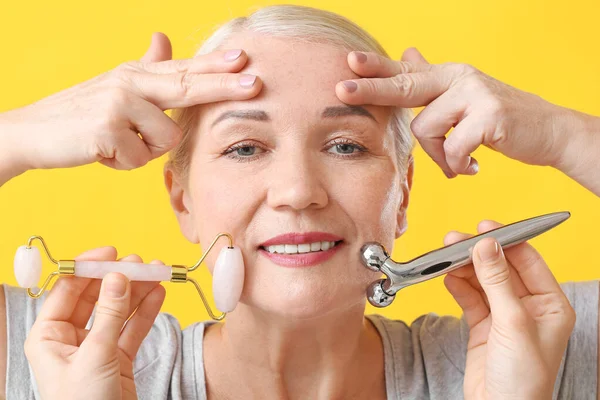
[361,211,570,308]
[14,233,244,320]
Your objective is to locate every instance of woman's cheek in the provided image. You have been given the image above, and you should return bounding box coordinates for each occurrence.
[191,171,259,272]
[360,172,402,244]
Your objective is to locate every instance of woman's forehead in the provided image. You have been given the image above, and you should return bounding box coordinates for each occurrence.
[202,34,389,125]
[228,34,356,96]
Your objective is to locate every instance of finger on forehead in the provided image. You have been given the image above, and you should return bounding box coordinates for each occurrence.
[133,72,262,110]
[37,247,118,322]
[347,51,432,78]
[336,72,448,108]
[136,49,248,75]
[477,220,562,295]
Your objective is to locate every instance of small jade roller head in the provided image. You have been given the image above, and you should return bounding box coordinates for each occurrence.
[14,245,43,289]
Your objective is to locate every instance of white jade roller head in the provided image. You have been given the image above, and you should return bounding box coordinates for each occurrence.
[13,234,245,321]
[14,245,42,289]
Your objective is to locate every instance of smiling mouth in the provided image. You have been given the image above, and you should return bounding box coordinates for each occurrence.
[259,240,344,255]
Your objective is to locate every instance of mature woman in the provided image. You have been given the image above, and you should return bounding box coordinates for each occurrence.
[1,5,599,399]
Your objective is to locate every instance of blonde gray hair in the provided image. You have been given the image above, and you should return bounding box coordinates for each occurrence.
[168,4,414,177]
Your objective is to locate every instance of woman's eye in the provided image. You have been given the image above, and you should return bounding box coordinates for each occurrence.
[327,142,365,156]
[222,143,265,161]
[333,144,356,154]
[235,146,256,156]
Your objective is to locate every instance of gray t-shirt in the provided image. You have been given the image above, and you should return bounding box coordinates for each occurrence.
[4,281,598,399]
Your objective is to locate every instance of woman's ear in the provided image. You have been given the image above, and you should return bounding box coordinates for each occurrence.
[395,155,414,238]
[164,165,199,243]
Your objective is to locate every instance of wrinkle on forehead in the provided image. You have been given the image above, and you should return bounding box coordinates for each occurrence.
[197,32,392,132]
[223,33,360,95]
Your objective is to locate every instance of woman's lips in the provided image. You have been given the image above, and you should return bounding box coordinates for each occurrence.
[258,241,344,267]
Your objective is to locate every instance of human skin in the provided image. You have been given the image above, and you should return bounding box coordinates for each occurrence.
[337,48,600,197]
[165,33,409,399]
[0,30,593,399]
[0,33,263,399]
[165,34,575,399]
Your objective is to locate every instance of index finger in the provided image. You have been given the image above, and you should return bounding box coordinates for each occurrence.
[346,51,433,78]
[129,72,263,110]
[335,71,450,108]
[135,49,249,75]
[35,246,118,322]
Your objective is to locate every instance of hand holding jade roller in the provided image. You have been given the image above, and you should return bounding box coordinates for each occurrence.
[14,233,245,320]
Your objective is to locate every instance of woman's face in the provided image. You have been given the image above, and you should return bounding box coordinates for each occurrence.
[168,34,411,319]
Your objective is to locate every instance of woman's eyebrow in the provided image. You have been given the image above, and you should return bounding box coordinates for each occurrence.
[211,110,270,127]
[322,105,376,122]
[211,105,376,128]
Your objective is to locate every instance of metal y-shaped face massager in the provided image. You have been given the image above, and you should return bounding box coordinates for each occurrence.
[360,212,570,308]
[13,233,244,320]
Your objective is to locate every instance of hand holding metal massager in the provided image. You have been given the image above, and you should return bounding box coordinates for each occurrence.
[13,212,570,319]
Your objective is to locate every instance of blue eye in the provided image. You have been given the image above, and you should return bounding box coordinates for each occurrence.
[223,142,265,162]
[236,146,256,156]
[327,141,366,157]
[332,143,357,154]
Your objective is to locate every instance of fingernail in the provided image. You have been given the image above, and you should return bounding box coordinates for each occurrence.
[468,161,479,175]
[464,156,473,171]
[478,241,500,263]
[444,170,457,179]
[224,49,243,62]
[102,274,126,298]
[355,51,367,63]
[342,80,358,93]
[239,75,257,88]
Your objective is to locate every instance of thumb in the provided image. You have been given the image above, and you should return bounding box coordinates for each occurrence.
[85,273,131,352]
[141,32,173,63]
[472,238,526,322]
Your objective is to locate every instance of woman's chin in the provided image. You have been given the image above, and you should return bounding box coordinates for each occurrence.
[240,281,369,321]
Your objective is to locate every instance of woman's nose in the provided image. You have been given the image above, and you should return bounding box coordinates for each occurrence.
[266,152,328,211]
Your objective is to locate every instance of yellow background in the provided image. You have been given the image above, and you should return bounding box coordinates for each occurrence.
[0,0,599,328]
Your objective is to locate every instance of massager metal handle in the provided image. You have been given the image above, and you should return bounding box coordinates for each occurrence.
[361,211,570,307]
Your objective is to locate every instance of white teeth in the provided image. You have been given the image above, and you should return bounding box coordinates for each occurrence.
[284,244,298,254]
[265,241,337,254]
[298,244,310,253]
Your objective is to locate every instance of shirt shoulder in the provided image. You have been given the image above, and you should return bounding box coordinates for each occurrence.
[135,313,211,400]
[367,313,467,399]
